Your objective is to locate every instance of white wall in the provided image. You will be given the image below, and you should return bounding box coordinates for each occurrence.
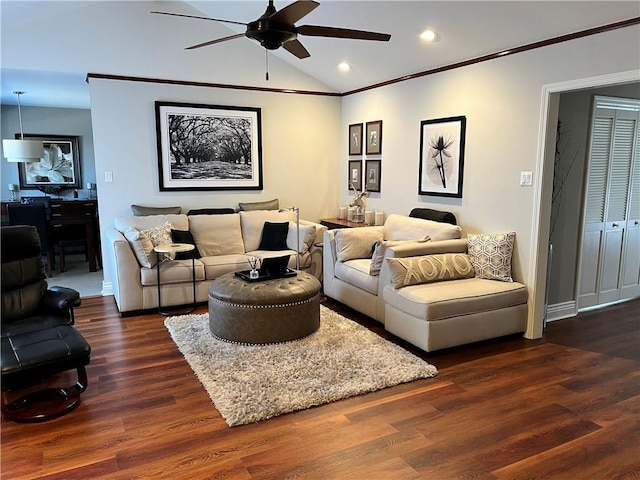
[0,105,96,200]
[88,78,341,291]
[341,26,640,338]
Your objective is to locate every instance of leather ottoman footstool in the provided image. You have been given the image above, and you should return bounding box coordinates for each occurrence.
[208,272,321,345]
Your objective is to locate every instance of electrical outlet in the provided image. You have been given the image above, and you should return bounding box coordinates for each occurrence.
[520,171,533,186]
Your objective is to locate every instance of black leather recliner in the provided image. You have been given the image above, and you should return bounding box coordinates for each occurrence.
[1,225,91,422]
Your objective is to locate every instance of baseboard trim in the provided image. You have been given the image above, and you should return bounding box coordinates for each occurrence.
[101,281,113,297]
[546,301,577,322]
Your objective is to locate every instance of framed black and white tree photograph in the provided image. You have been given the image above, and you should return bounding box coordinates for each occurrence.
[155,102,263,191]
[418,115,466,198]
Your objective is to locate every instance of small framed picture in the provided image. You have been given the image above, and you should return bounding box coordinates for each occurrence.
[365,160,381,192]
[348,123,363,155]
[365,120,383,155]
[348,160,362,191]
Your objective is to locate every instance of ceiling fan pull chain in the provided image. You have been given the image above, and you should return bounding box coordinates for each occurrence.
[265,49,270,81]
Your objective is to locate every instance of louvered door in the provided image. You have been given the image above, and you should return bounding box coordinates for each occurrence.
[620,120,640,299]
[578,97,640,309]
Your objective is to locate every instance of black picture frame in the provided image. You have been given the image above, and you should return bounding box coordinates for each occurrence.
[365,159,381,193]
[155,101,263,191]
[348,123,363,155]
[365,120,383,155]
[418,115,466,198]
[17,134,81,190]
[348,160,362,191]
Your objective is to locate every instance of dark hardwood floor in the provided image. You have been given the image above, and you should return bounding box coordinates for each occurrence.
[2,296,639,479]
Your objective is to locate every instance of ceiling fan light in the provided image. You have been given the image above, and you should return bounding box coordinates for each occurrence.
[2,139,43,163]
[420,29,438,42]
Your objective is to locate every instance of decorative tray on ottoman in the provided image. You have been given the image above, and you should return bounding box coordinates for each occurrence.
[234,269,297,283]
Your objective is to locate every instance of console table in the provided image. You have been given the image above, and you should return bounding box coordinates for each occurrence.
[2,199,100,272]
[320,218,370,229]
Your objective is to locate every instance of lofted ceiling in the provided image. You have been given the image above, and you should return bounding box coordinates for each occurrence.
[1,0,639,109]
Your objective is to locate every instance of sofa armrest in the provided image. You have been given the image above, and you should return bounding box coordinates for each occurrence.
[300,219,326,280]
[105,227,144,314]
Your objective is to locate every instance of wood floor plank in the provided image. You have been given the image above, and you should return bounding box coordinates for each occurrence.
[1,296,638,479]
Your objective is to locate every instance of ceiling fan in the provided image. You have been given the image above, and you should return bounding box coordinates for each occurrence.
[151,0,391,59]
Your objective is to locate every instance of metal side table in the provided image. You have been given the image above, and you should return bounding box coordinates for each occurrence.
[153,243,196,316]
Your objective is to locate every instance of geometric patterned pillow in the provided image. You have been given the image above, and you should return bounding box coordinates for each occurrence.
[141,222,175,262]
[467,232,515,282]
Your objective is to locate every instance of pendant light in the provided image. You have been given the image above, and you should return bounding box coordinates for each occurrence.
[2,91,43,162]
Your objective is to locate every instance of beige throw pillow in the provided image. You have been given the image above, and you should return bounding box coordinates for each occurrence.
[386,253,475,288]
[369,237,431,275]
[335,228,384,262]
[467,232,515,282]
[286,223,316,254]
[124,227,156,268]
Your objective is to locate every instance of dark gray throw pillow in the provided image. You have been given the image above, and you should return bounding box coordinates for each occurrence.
[258,222,289,250]
[171,229,201,259]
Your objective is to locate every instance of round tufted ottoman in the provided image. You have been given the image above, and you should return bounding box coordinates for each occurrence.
[208,272,321,344]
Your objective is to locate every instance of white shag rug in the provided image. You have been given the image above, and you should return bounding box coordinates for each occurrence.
[164,305,438,427]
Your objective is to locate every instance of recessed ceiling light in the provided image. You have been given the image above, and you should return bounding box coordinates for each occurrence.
[420,30,438,42]
[338,62,351,72]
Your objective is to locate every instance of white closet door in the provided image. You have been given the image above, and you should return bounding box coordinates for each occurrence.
[578,97,639,309]
[579,111,613,308]
[620,118,640,300]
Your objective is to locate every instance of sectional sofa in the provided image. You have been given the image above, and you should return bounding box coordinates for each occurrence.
[323,214,528,352]
[105,209,326,314]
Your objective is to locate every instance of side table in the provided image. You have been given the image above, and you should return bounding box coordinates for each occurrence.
[154,243,196,316]
[320,218,370,229]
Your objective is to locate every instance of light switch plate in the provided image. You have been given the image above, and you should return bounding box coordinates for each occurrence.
[104,171,113,183]
[520,171,533,186]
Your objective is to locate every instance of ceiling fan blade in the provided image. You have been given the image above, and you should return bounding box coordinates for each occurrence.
[151,11,247,27]
[271,1,319,25]
[185,33,246,50]
[283,39,311,59]
[298,25,390,42]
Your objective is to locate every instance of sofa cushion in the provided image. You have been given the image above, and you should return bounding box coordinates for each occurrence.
[467,232,515,282]
[171,229,201,259]
[239,210,296,252]
[189,214,244,256]
[386,253,475,288]
[114,214,188,233]
[335,259,379,295]
[286,223,316,254]
[259,222,289,250]
[131,204,181,216]
[124,227,156,268]
[140,259,206,286]
[383,277,528,322]
[238,199,279,211]
[200,254,253,280]
[334,227,384,262]
[383,214,462,241]
[369,238,430,275]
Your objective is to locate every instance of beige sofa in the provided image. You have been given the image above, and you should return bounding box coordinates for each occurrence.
[323,214,528,352]
[105,210,326,314]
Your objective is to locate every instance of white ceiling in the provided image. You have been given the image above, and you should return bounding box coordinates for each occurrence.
[1,0,639,109]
